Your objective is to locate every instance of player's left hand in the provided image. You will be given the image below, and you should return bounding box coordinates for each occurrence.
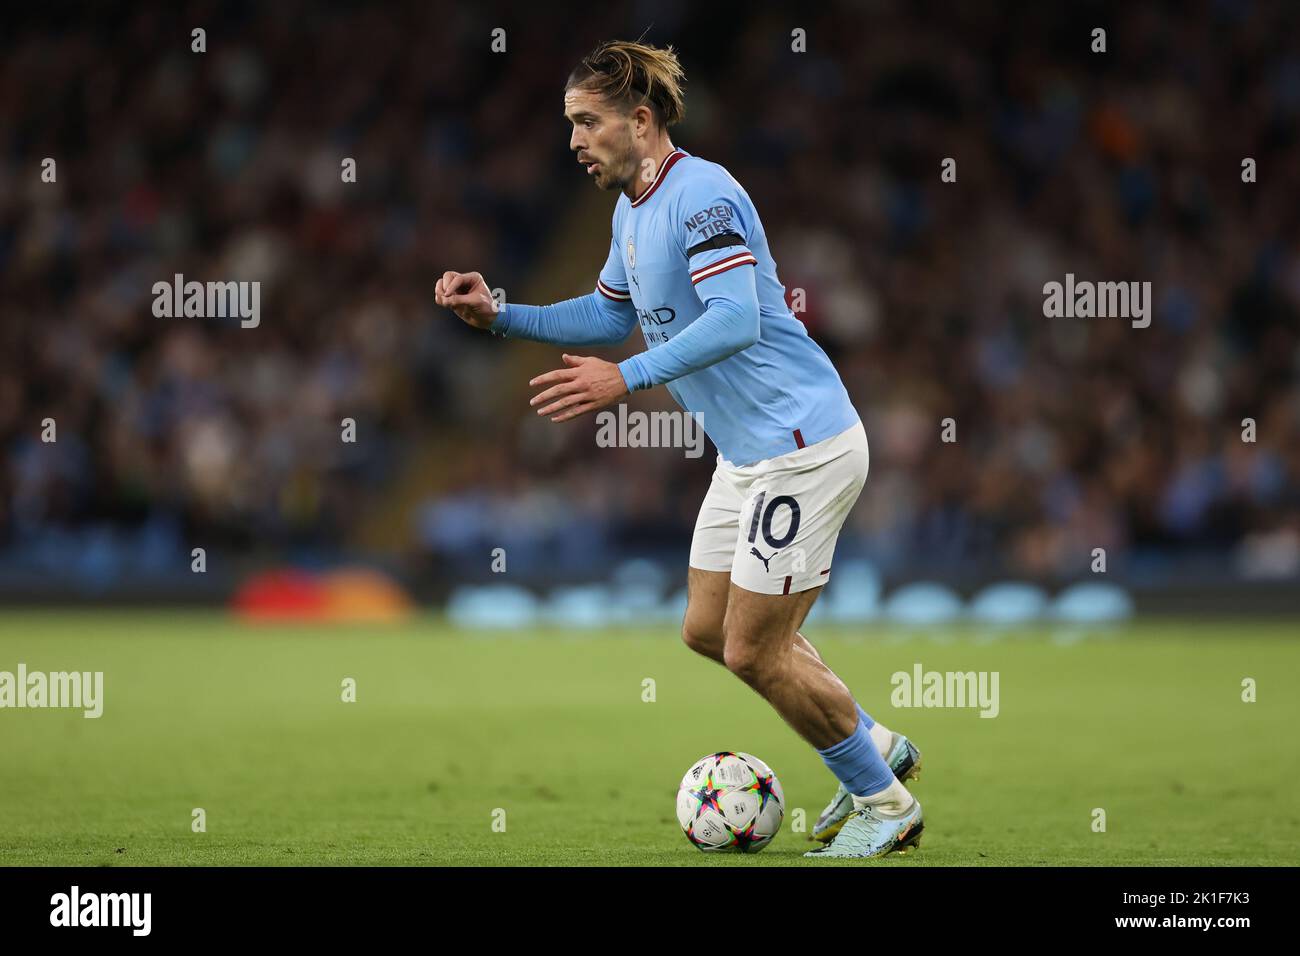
[529,354,629,422]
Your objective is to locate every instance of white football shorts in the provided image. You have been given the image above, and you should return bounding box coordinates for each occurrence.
[688,421,869,595]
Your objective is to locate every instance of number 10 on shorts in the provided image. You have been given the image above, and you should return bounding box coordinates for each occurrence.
[747,491,801,550]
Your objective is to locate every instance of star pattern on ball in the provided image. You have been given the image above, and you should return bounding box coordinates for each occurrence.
[728,821,759,852]
[746,771,779,813]
[679,753,783,852]
[691,776,725,816]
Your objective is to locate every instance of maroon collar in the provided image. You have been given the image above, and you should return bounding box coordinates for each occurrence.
[630,148,687,208]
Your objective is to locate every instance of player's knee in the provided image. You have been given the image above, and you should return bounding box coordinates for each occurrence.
[721,633,779,692]
[681,616,724,661]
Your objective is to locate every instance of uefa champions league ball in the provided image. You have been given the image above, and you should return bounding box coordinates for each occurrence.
[676,751,785,852]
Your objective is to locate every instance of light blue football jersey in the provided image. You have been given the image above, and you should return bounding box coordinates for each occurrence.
[601,148,859,466]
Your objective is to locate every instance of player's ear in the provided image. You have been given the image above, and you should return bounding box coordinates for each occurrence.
[632,104,653,139]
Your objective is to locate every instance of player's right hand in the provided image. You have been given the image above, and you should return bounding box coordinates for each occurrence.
[435,271,499,330]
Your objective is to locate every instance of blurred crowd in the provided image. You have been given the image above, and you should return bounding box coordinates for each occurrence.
[2,1,1298,592]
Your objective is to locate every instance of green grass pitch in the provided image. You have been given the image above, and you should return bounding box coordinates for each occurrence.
[1,611,1296,866]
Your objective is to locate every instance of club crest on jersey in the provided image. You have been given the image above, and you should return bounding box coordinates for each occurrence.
[626,237,636,268]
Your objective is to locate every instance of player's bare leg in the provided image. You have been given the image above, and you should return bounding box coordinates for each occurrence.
[681,569,896,741]
[718,582,860,749]
[719,581,923,858]
[692,570,919,842]
[681,567,916,780]
[682,568,825,666]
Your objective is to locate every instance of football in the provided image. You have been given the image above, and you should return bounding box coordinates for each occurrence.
[676,751,785,852]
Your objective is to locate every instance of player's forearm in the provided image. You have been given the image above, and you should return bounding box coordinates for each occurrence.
[617,268,760,391]
[493,293,633,346]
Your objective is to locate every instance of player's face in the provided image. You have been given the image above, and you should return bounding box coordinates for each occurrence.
[564,87,636,192]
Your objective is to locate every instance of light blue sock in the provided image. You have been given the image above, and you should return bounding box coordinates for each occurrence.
[856,703,874,730]
[817,716,895,797]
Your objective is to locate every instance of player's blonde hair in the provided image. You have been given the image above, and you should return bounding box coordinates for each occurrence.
[566,40,686,128]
